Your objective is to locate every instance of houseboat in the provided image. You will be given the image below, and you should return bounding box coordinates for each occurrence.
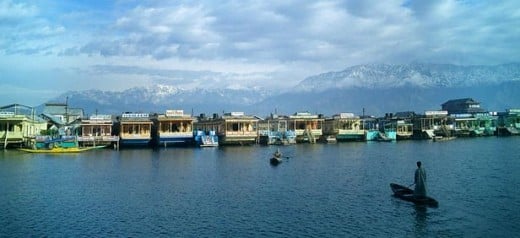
[361,117,381,141]
[412,111,453,139]
[377,120,397,141]
[117,113,153,147]
[258,114,296,145]
[442,98,486,115]
[441,98,496,137]
[451,113,497,137]
[287,112,324,143]
[77,114,119,147]
[0,104,47,149]
[388,112,415,140]
[194,112,258,145]
[474,113,498,136]
[323,113,364,141]
[497,109,520,136]
[153,110,195,147]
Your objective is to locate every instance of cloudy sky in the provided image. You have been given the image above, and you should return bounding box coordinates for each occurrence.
[1,0,519,106]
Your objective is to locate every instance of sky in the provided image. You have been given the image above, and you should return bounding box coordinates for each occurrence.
[1,0,519,106]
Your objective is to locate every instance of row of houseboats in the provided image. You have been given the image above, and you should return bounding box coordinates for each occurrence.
[1,98,519,151]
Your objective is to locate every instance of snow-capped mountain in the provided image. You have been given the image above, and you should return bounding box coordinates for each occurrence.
[294,63,520,91]
[54,84,273,115]
[46,63,520,116]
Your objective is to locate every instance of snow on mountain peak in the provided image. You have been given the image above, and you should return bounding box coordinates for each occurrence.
[295,63,520,92]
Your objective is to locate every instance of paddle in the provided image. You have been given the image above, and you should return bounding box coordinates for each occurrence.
[408,183,415,188]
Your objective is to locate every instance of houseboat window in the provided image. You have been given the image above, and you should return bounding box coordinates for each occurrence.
[229,123,239,131]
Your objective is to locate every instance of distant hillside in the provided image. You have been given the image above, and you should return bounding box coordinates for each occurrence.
[255,81,520,116]
[294,63,520,91]
[43,63,520,117]
[45,85,272,116]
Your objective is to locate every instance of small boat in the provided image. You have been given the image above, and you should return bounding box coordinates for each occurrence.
[19,135,106,153]
[390,183,439,207]
[270,156,282,165]
[270,149,283,165]
[19,146,106,153]
[432,136,456,142]
[194,130,218,147]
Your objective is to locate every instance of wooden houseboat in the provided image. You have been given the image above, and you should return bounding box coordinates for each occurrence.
[323,113,364,141]
[258,114,296,145]
[412,110,453,139]
[391,112,415,140]
[287,112,324,143]
[377,119,397,142]
[0,104,47,149]
[497,109,520,136]
[152,110,195,147]
[117,113,153,147]
[361,117,380,141]
[77,114,119,147]
[451,113,497,137]
[194,112,258,145]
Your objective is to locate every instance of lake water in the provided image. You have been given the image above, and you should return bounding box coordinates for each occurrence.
[1,137,519,237]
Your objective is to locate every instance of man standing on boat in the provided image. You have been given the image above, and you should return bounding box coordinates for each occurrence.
[414,161,427,198]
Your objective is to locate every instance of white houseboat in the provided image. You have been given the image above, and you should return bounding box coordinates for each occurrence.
[258,114,296,145]
[0,104,47,149]
[153,110,195,147]
[323,113,364,141]
[287,112,324,143]
[194,112,258,145]
[77,114,119,147]
[118,113,153,147]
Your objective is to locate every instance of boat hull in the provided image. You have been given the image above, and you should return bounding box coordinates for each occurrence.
[157,136,194,147]
[119,138,151,147]
[19,146,106,153]
[390,183,438,207]
[270,157,282,165]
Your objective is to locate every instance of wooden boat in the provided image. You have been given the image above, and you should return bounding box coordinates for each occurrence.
[270,149,283,165]
[270,156,282,165]
[19,145,106,153]
[432,136,456,142]
[390,183,438,207]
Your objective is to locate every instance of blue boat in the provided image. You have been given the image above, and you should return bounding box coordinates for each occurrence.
[194,130,218,147]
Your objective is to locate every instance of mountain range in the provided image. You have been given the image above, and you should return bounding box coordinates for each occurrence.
[46,63,520,117]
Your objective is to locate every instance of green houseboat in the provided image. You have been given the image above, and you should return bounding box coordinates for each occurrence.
[0,104,47,149]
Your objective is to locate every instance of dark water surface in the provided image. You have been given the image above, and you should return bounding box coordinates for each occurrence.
[1,137,519,237]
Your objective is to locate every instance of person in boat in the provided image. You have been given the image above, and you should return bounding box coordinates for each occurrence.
[414,161,427,198]
[273,148,282,158]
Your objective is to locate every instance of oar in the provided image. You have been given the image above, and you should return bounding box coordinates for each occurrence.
[408,183,415,188]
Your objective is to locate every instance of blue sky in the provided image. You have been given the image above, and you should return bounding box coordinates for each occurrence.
[1,0,519,106]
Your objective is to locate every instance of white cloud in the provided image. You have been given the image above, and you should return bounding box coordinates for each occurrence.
[1,0,519,104]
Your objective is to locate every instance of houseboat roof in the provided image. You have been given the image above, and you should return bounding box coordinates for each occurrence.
[441,97,486,114]
[81,114,114,124]
[289,112,322,119]
[0,103,34,110]
[120,113,151,122]
[393,111,416,119]
[156,110,194,120]
[42,105,84,121]
[441,98,480,105]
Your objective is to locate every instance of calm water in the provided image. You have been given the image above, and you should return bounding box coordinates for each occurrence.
[1,137,519,237]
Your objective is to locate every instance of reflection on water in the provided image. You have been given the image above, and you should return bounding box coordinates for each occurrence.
[414,205,428,236]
